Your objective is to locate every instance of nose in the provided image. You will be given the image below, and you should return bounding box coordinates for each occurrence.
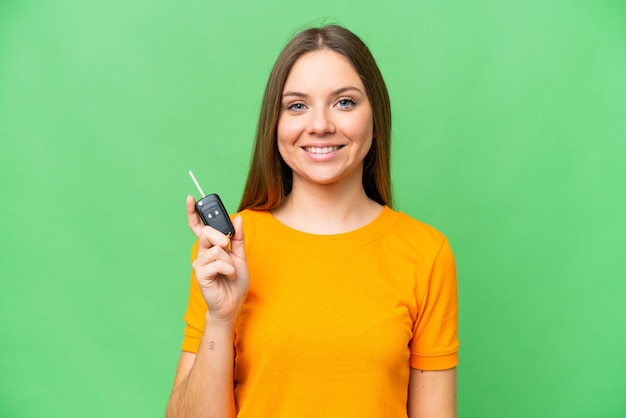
[307,107,335,135]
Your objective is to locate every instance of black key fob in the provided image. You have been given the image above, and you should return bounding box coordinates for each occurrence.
[189,170,235,237]
[195,193,235,237]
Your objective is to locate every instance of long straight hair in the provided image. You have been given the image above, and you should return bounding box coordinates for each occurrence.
[238,25,392,212]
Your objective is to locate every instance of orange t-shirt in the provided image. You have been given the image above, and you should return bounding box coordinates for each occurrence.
[181,207,458,417]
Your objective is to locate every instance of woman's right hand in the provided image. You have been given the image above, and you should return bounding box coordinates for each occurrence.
[186,195,250,325]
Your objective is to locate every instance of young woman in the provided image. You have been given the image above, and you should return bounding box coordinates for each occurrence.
[167,25,459,418]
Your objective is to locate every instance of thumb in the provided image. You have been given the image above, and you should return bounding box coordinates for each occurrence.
[230,215,246,259]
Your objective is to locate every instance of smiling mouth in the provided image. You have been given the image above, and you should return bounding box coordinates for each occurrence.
[303,146,343,154]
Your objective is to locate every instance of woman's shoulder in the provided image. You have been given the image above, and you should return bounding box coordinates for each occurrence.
[234,209,276,235]
[235,209,272,224]
[386,207,451,250]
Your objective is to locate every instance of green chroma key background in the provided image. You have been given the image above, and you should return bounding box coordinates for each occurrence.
[1,0,624,416]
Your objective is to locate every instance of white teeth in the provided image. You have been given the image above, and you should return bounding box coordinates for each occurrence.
[304,146,340,154]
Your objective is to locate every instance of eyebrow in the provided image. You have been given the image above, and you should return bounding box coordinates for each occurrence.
[282,85,364,98]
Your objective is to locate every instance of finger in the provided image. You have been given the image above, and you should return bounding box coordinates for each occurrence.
[186,195,204,238]
[193,261,236,284]
[193,244,235,279]
[198,225,231,251]
[194,244,231,267]
[230,215,246,261]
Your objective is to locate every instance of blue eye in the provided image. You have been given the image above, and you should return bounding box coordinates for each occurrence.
[337,99,356,109]
[287,102,306,111]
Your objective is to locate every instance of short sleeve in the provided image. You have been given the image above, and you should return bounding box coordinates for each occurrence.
[181,240,208,353]
[409,238,459,370]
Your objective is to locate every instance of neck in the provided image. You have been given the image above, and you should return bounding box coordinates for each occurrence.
[272,177,383,234]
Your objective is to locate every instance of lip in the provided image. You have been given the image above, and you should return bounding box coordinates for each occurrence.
[303,145,343,154]
[301,144,344,161]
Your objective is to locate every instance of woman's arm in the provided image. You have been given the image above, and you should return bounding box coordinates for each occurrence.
[166,198,249,418]
[407,367,457,418]
[165,318,237,418]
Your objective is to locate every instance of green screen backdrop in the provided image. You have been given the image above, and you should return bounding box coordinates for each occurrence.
[1,0,625,417]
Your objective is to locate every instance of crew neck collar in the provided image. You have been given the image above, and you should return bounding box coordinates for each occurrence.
[246,206,400,248]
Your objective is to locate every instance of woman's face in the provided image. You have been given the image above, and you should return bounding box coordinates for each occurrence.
[277,49,374,189]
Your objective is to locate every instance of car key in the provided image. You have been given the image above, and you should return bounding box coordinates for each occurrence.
[188,170,235,237]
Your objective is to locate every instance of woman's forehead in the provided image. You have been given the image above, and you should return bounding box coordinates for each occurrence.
[283,50,363,93]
